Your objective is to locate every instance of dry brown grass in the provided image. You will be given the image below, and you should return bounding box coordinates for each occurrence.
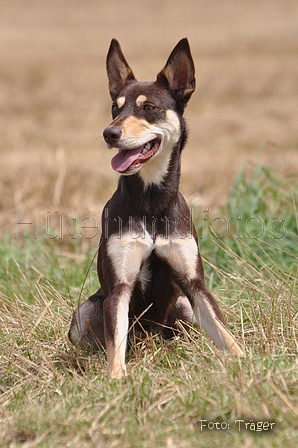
[1,0,298,237]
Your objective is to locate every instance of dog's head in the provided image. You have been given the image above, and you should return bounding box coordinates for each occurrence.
[103,39,196,186]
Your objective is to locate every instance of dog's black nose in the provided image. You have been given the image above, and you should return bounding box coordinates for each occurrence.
[103,127,122,146]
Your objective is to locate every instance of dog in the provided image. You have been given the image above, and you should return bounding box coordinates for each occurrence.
[69,38,243,379]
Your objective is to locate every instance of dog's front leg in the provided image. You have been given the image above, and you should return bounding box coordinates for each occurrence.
[102,233,154,379]
[103,285,131,379]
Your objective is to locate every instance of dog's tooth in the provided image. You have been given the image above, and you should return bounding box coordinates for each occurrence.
[141,140,155,155]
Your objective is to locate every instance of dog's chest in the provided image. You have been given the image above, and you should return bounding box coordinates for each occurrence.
[107,225,198,290]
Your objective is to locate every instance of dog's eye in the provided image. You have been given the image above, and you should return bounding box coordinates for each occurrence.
[143,104,154,112]
[112,105,119,113]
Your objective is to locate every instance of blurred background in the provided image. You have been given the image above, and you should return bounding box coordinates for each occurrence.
[1,0,298,239]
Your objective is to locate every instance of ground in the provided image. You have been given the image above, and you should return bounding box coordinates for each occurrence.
[1,0,298,239]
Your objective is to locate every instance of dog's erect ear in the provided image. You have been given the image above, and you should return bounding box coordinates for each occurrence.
[156,38,196,108]
[106,39,136,101]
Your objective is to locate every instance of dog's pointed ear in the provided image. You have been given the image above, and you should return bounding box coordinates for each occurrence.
[106,39,136,101]
[156,38,196,108]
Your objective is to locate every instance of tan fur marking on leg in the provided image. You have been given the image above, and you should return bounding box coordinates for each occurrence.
[194,291,244,356]
[106,339,127,379]
[106,291,130,379]
[214,319,244,356]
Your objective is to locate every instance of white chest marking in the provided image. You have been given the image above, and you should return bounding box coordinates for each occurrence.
[154,235,198,280]
[107,231,154,285]
[107,231,198,285]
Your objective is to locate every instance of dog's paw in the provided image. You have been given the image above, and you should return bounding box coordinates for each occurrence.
[108,363,127,380]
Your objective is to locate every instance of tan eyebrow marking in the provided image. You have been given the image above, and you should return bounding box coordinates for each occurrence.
[117,96,126,108]
[136,95,148,107]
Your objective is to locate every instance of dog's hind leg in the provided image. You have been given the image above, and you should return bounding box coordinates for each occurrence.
[155,236,244,356]
[68,288,106,350]
[184,281,244,356]
[170,284,243,356]
[166,295,195,325]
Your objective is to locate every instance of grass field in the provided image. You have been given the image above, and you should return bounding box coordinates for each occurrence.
[1,164,297,447]
[1,1,298,446]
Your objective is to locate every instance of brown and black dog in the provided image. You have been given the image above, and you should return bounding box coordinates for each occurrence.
[69,38,243,378]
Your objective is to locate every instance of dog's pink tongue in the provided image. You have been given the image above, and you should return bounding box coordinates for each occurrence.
[111,146,143,173]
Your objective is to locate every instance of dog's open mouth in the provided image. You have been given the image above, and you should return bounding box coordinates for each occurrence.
[111,138,161,173]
